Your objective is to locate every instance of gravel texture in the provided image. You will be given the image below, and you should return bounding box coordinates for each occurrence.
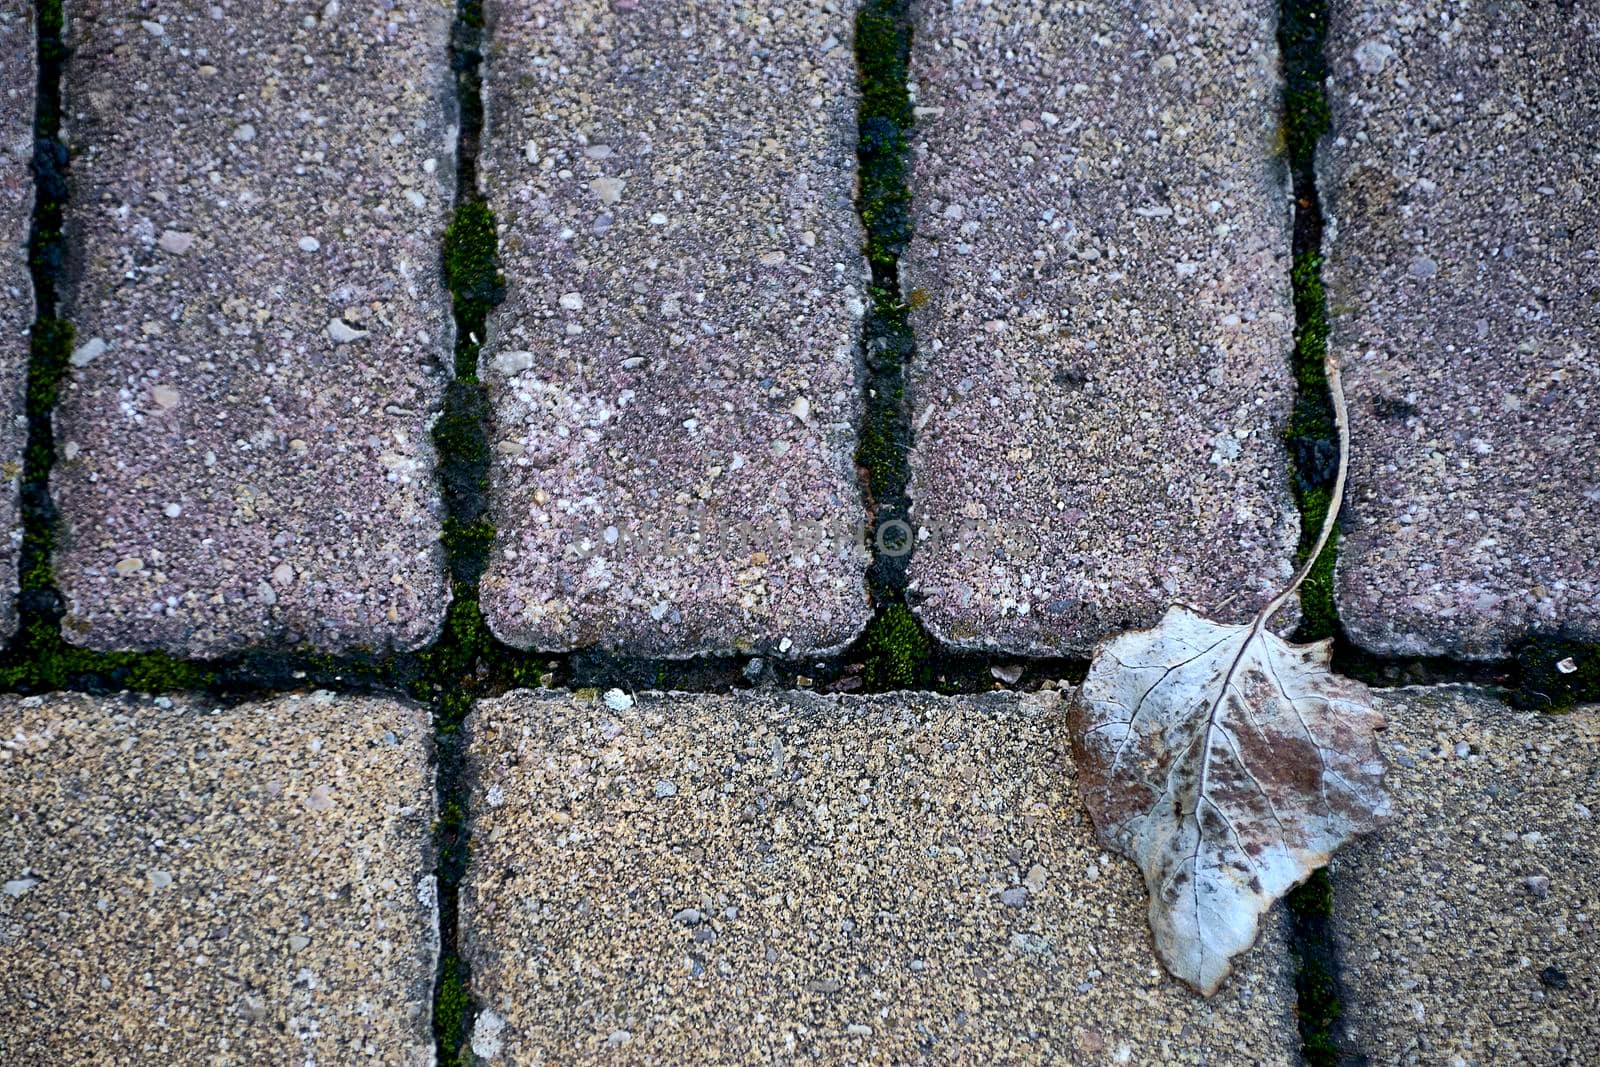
[463,687,1299,1064]
[478,0,871,658]
[0,690,438,1064]
[902,0,1299,657]
[0,2,33,640]
[1333,687,1598,1064]
[53,1,456,657]
[1325,2,1600,658]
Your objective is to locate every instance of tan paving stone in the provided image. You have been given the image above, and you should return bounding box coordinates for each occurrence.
[0,690,438,1065]
[1333,688,1599,1064]
[463,687,1298,1064]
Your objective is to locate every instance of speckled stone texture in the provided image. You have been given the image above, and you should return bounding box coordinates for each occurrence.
[0,3,33,640]
[53,2,455,657]
[463,688,1298,1064]
[1333,688,1598,1064]
[902,1,1299,657]
[478,1,870,658]
[0,691,437,1064]
[1325,2,1600,659]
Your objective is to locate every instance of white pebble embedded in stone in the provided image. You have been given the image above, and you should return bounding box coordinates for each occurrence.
[327,318,369,344]
[298,236,321,252]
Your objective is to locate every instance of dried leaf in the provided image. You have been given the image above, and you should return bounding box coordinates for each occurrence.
[1068,361,1391,995]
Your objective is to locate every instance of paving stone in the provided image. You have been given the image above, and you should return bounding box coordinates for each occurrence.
[1324,3,1600,659]
[478,1,870,658]
[1332,687,1598,1063]
[463,687,1299,1063]
[0,690,438,1064]
[0,3,33,640]
[52,2,456,657]
[902,1,1299,657]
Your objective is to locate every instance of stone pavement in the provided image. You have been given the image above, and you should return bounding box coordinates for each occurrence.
[0,1,1597,1065]
[0,1,32,640]
[1333,688,1598,1064]
[478,0,871,659]
[52,1,456,657]
[0,691,438,1064]
[462,688,1298,1063]
[1324,0,1600,659]
[901,0,1300,656]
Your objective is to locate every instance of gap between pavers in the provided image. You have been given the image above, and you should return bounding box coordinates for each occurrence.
[461,687,1300,1064]
[0,691,438,1064]
[1333,687,1598,1064]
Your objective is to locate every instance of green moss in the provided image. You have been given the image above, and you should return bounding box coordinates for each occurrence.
[855,0,913,267]
[434,955,473,1067]
[1513,638,1600,712]
[861,603,934,692]
[441,202,505,377]
[1286,869,1344,1067]
[456,0,485,31]
[1287,866,1335,921]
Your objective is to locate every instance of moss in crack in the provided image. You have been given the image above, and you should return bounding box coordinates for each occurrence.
[1278,0,1341,647]
[434,955,472,1067]
[856,0,913,268]
[1513,638,1600,712]
[1283,253,1338,645]
[861,603,933,692]
[1286,869,1345,1067]
[442,201,504,378]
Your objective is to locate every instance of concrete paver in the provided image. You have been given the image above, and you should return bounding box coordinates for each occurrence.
[1325,1,1600,658]
[1333,688,1598,1064]
[0,2,33,640]
[478,0,870,658]
[53,1,456,657]
[463,687,1298,1064]
[902,0,1299,656]
[0,691,438,1064]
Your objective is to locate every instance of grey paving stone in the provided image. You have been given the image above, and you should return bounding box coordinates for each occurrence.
[1333,688,1598,1064]
[52,2,456,657]
[902,0,1300,657]
[1324,3,1600,659]
[0,3,33,641]
[0,690,438,1064]
[478,1,871,658]
[463,687,1299,1064]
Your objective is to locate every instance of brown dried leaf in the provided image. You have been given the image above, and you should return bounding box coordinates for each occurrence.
[1069,606,1389,994]
[1067,360,1391,994]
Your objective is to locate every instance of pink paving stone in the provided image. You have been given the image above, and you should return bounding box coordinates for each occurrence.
[477,0,871,658]
[0,3,33,640]
[1325,0,1600,659]
[902,0,1300,657]
[53,1,456,657]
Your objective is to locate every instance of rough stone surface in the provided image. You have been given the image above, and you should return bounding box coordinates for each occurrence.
[903,0,1299,656]
[1325,2,1600,658]
[1333,688,1598,1064]
[0,3,33,640]
[479,1,870,658]
[464,688,1298,1063]
[0,691,438,1064]
[54,2,456,657]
